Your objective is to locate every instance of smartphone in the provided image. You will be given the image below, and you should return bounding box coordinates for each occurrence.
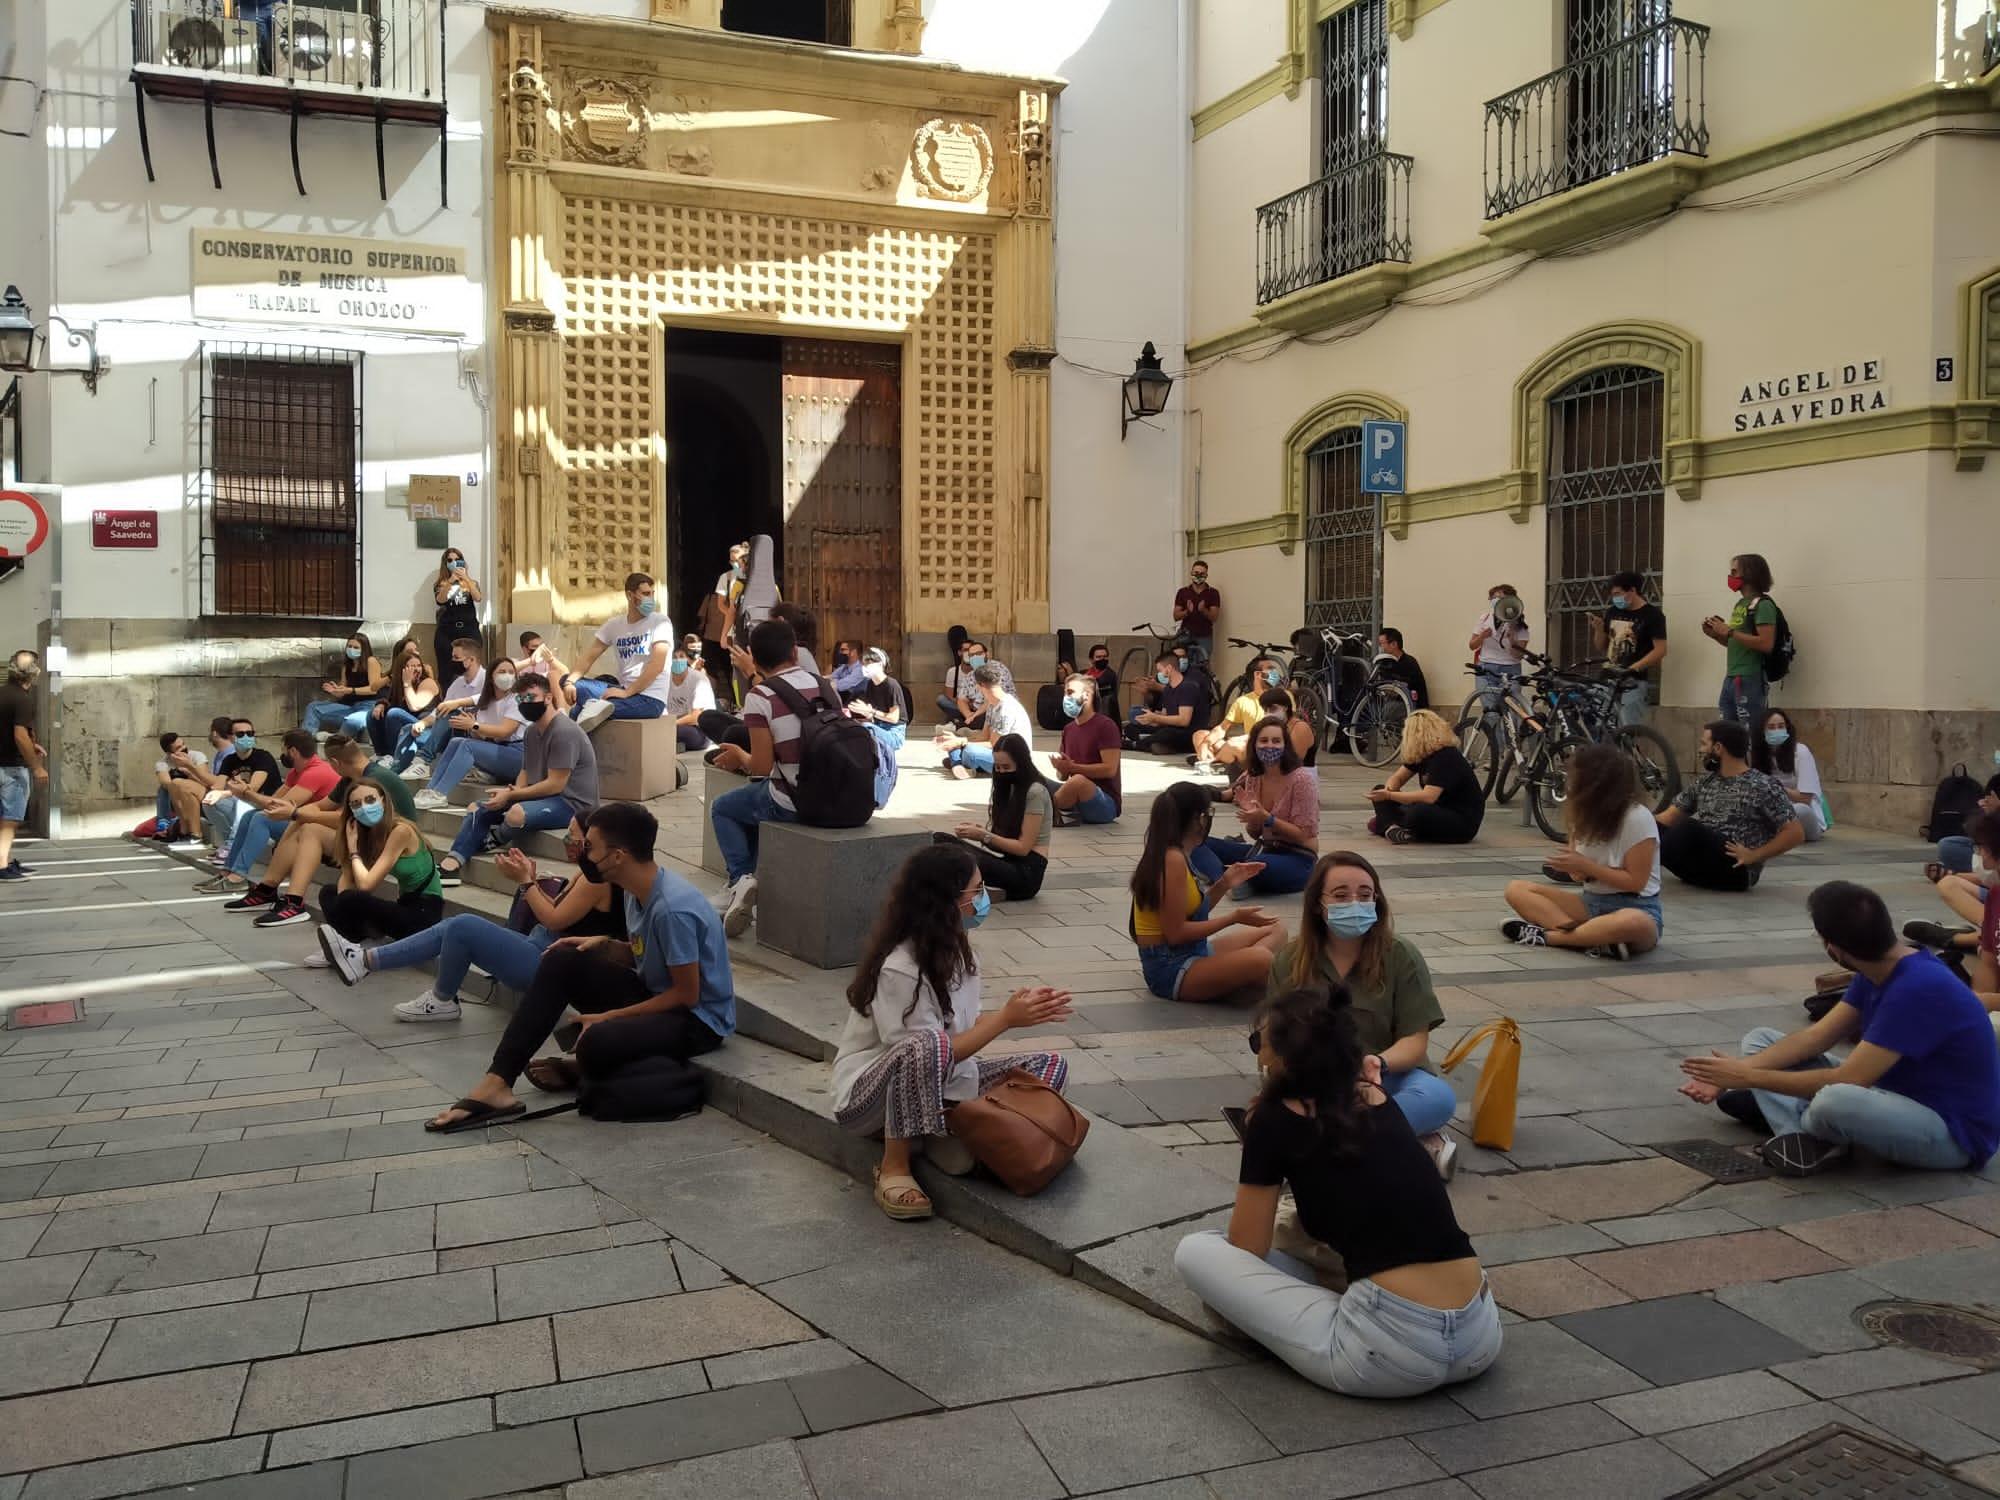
[1220,1105,1247,1141]
[552,1021,582,1053]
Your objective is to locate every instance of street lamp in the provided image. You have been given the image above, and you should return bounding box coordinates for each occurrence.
[0,285,103,395]
[1120,340,1172,440]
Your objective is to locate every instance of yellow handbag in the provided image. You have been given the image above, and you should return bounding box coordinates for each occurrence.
[1438,1018,1522,1151]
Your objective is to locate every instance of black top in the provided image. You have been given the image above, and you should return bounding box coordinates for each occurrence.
[1240,1095,1474,1282]
[1601,601,1667,675]
[861,676,910,724]
[0,682,30,768]
[1409,746,1484,831]
[1380,653,1428,709]
[219,747,282,793]
[1162,674,1213,732]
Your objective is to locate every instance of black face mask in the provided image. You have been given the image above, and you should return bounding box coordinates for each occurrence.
[1091,658,1108,670]
[518,699,550,723]
[1702,752,1722,774]
[577,848,610,884]
[834,650,850,667]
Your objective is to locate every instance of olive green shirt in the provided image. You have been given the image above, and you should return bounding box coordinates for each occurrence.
[1265,933,1445,1069]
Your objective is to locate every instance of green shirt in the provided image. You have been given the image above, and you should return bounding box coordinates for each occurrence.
[1725,596,1776,680]
[1265,933,1445,1068]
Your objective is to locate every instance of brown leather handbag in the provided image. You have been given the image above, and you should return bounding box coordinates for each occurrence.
[947,1070,1090,1194]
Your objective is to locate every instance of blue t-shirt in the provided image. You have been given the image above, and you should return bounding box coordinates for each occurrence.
[1847,949,2000,1166]
[624,868,736,1040]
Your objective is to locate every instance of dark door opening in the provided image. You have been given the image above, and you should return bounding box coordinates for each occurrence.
[720,0,851,46]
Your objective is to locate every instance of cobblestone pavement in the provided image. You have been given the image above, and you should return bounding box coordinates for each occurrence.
[2,741,1998,1499]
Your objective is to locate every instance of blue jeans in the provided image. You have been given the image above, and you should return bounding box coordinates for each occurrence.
[225,811,286,878]
[1938,836,1975,874]
[370,706,419,757]
[202,795,254,847]
[447,795,575,866]
[948,741,996,775]
[154,787,174,828]
[304,700,368,735]
[572,679,668,720]
[1184,637,1211,666]
[394,715,457,770]
[1192,837,1316,896]
[711,779,796,882]
[1739,1025,1971,1170]
[1719,672,1767,732]
[866,722,906,809]
[370,914,554,1001]
[428,738,523,799]
[1473,663,1522,713]
[1383,1068,1458,1135]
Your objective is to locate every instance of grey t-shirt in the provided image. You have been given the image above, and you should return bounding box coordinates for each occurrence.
[525,710,599,816]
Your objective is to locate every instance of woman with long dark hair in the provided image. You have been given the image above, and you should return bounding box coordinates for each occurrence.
[413,656,529,809]
[1501,744,1662,961]
[1194,716,1319,896]
[431,547,483,677]
[1268,850,1459,1174]
[1130,781,1284,1002]
[368,645,441,758]
[317,778,444,943]
[941,733,1052,901]
[1752,708,1829,840]
[832,843,1074,1221]
[1175,987,1499,1397]
[304,630,385,737]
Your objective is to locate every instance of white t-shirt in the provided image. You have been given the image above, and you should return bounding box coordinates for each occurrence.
[664,666,716,720]
[984,690,1032,745]
[1578,802,1662,899]
[831,943,983,1113]
[441,667,486,706]
[595,611,678,704]
[473,694,527,743]
[1773,742,1831,828]
[1474,609,1529,668]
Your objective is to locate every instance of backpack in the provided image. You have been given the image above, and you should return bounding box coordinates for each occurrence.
[764,674,877,828]
[579,1054,707,1122]
[1756,596,1797,682]
[1920,763,1985,842]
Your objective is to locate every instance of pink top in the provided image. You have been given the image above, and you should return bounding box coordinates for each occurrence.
[1229,765,1320,847]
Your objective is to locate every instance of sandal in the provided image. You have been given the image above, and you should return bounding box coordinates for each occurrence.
[424,1097,527,1135]
[524,1056,580,1093]
[872,1166,933,1221]
[1923,862,1945,884]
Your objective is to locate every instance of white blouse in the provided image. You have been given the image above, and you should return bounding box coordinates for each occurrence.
[831,942,982,1112]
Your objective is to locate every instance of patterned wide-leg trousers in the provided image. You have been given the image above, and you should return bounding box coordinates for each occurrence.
[835,1027,1068,1140]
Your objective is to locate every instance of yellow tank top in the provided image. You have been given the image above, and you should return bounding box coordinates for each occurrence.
[1132,866,1202,942]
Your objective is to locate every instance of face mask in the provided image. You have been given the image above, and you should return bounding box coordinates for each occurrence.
[518,698,549,723]
[345,645,362,660]
[577,848,608,884]
[352,800,385,828]
[863,663,886,684]
[1267,708,1287,723]
[1324,901,1377,939]
[636,598,658,617]
[1191,575,1206,587]
[962,887,992,930]
[1061,695,1083,719]
[450,559,465,571]
[834,650,850,667]
[493,672,517,692]
[1262,668,1283,687]
[967,654,986,669]
[233,734,255,753]
[1091,658,1108,671]
[670,660,690,678]
[1726,572,1744,592]
[732,563,745,579]
[1255,743,1285,764]
[1764,728,1789,747]
[1155,671,1170,685]
[1609,593,1628,611]
[1702,752,1722,774]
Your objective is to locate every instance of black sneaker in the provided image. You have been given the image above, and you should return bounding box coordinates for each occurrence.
[438,864,463,888]
[1760,1132,1849,1177]
[1500,919,1528,941]
[1903,920,1974,950]
[223,886,276,913]
[253,896,311,928]
[1584,942,1632,962]
[1716,1088,1769,1132]
[1541,862,1578,885]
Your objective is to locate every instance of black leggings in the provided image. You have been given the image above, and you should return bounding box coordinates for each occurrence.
[1376,801,1482,844]
[1661,818,1754,891]
[934,832,1046,901]
[697,709,749,752]
[489,945,724,1086]
[320,887,444,942]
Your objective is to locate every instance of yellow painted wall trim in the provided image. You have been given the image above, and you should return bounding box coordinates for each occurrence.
[1688,404,1959,483]
[1187,320,1274,364]
[1384,474,1512,538]
[1482,159,1702,254]
[1959,263,2000,470]
[1282,391,1407,548]
[1515,320,1702,499]
[1186,512,1299,555]
[1192,63,1297,140]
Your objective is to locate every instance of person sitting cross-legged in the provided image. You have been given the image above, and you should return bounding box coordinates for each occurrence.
[1501,745,1663,962]
[437,672,598,888]
[1906,810,2000,999]
[1050,673,1122,824]
[1194,716,1320,897]
[1366,710,1484,846]
[412,657,529,811]
[1194,655,1286,772]
[231,736,416,929]
[941,733,1053,902]
[1679,880,2000,1177]
[1658,718,1802,891]
[422,802,735,1133]
[1131,781,1285,1002]
[937,664,1032,780]
[1125,653,1212,756]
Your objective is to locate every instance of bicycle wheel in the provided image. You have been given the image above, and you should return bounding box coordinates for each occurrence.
[1291,680,1330,754]
[1527,736,1589,842]
[1454,714,1499,799]
[1493,715,1525,805]
[1614,724,1681,813]
[1349,683,1411,769]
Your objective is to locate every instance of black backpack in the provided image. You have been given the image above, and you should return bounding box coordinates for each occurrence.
[765,674,877,828]
[510,1054,708,1126]
[1757,596,1797,682]
[1920,763,1985,842]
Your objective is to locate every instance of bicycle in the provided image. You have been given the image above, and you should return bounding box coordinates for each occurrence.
[1119,622,1223,720]
[1286,626,1412,768]
[1219,634,1295,710]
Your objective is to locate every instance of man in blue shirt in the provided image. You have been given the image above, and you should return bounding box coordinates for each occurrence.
[1681,880,2000,1176]
[424,801,734,1134]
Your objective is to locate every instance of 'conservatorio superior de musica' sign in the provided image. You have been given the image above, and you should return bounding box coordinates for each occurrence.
[191,228,472,336]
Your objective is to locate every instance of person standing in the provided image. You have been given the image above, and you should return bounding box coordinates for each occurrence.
[0,650,47,880]
[698,542,747,703]
[1174,560,1222,668]
[430,548,483,680]
[570,573,676,732]
[1468,585,1530,712]
[1591,572,1669,726]
[1051,673,1122,824]
[1703,552,1777,730]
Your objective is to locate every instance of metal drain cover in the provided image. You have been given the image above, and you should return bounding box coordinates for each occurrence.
[1673,1423,1992,1497]
[1653,1137,1770,1184]
[1858,1301,2000,1370]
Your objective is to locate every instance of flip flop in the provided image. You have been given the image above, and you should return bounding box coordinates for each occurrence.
[524,1057,580,1093]
[424,1097,527,1135]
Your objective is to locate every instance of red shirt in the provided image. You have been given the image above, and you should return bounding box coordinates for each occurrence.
[286,755,342,803]
[1174,584,1221,639]
[1060,711,1122,813]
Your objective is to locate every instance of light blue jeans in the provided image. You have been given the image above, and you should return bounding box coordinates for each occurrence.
[1383,1068,1458,1136]
[369,914,554,1001]
[948,741,996,775]
[1937,836,1975,874]
[1740,1025,1972,1170]
[304,700,369,735]
[571,678,668,720]
[711,778,796,883]
[224,810,286,877]
[1175,1230,1501,1396]
[202,795,253,848]
[1473,663,1522,714]
[394,715,457,770]
[447,796,575,866]
[428,737,524,799]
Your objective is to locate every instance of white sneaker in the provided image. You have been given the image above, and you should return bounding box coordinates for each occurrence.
[317,925,368,987]
[402,758,432,783]
[576,699,616,734]
[394,990,462,1023]
[412,788,450,811]
[302,952,333,970]
[723,874,758,937]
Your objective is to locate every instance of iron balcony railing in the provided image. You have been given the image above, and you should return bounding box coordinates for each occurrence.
[1482,17,1709,220]
[1255,151,1414,306]
[134,0,440,99]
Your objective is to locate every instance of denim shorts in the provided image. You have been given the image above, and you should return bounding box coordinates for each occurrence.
[1583,888,1664,934]
[1138,938,1209,1000]
[1073,786,1119,824]
[0,766,30,822]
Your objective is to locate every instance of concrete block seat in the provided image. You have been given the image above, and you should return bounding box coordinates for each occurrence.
[755,817,933,969]
[590,715,687,802]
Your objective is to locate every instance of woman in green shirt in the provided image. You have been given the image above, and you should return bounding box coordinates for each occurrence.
[318,779,444,944]
[1268,850,1459,1176]
[1701,552,1777,732]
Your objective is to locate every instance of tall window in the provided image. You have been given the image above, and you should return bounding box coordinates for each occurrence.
[721,0,851,46]
[1318,0,1390,278]
[1304,426,1381,636]
[1544,366,1664,666]
[1566,0,1674,182]
[201,344,362,619]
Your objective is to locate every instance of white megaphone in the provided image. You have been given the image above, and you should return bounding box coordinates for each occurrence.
[1491,592,1525,628]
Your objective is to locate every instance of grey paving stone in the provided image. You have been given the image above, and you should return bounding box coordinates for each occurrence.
[1458,1436,1702,1500]
[567,1439,814,1500]
[705,1339,863,1391]
[0,1364,249,1472]
[1591,1209,1757,1246]
[205,1176,375,1233]
[1202,1363,1472,1455]
[1596,1369,1813,1435]
[1202,1436,1448,1500]
[495,1363,707,1427]
[58,1063,197,1097]
[1122,1076,1257,1124]
[76,1085,218,1112]
[787,1363,935,1432]
[1901,1372,2000,1441]
[90,1293,305,1382]
[1838,1388,2000,1463]
[554,1287,815,1382]
[1446,1323,1649,1420]
[17,1434,265,1500]
[325,1085,451,1118]
[798,1403,1065,1500]
[340,1120,483,1160]
[1068,1482,1229,1500]
[1411,1402,1637,1474]
[190,1099,335,1132]
[254,1250,438,1297]
[342,1419,582,1500]
[1554,1294,1809,1386]
[1854,1244,2000,1310]
[187,1052,324,1084]
[74,1229,268,1297]
[1711,1270,1885,1353]
[494,1242,680,1321]
[1499,1116,1644,1169]
[0,1322,111,1396]
[61,1275,261,1325]
[1655,1400,1885,1476]
[577,1380,809,1475]
[526,1156,584,1192]
[370,1155,532,1211]
[259,1205,435,1272]
[49,1116,200,1148]
[193,1131,349,1179]
[0,1248,90,1311]
[300,1267,494,1350]
[1014,1371,1276,1493]
[265,1396,494,1467]
[31,1196,220,1258]
[0,1304,63,1334]
[235,1318,557,1430]
[0,1076,71,1106]
[1065,1082,1159,1126]
[0,1213,53,1261]
[207,1071,342,1100]
[1773,1346,1975,1399]
[1472,1223,1619,1267]
[439,1227,624,1272]
[437,1187,604,1249]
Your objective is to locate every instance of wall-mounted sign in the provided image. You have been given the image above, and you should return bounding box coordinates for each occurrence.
[0,489,49,558]
[406,474,463,522]
[91,509,158,549]
[191,228,473,336]
[1734,361,1888,432]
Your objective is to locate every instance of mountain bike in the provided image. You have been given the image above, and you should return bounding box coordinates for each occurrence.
[1286,626,1412,768]
[1118,622,1223,720]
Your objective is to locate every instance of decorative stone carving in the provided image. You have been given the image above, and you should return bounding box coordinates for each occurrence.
[911,118,994,203]
[564,76,652,166]
[862,164,897,192]
[506,29,548,167]
[503,304,557,336]
[888,2,925,53]
[1015,92,1049,218]
[664,143,713,176]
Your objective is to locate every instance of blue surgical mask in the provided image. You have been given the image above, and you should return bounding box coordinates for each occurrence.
[344,645,362,660]
[968,654,986,669]
[671,659,690,677]
[732,562,745,579]
[963,888,992,930]
[636,598,658,617]
[1609,592,1628,610]
[1324,900,1378,938]
[1255,744,1285,764]
[1262,667,1283,687]
[1764,728,1790,747]
[352,800,385,828]
[233,734,255,754]
[1061,695,1082,719]
[1155,670,1170,685]
[450,559,466,571]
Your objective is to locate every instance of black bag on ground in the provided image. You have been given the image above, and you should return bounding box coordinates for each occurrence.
[1035,682,1068,733]
[764,675,877,828]
[1919,763,1984,842]
[578,1055,707,1122]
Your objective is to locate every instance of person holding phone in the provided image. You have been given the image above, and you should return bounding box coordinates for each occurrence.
[431,548,483,678]
[1130,781,1285,1002]
[1175,987,1499,1397]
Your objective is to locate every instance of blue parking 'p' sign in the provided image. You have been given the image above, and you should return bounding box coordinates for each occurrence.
[1360,420,1406,495]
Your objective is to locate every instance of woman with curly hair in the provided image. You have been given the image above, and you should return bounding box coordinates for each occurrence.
[1501,744,1662,961]
[1365,709,1484,845]
[1175,987,1499,1396]
[833,842,1074,1221]
[1130,781,1285,1002]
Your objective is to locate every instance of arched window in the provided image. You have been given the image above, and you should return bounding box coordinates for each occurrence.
[1304,426,1381,634]
[1544,364,1664,665]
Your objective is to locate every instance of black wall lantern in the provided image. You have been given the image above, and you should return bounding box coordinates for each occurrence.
[1121,340,1172,439]
[0,285,103,396]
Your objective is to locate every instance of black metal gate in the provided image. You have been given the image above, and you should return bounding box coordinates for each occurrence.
[1544,365,1664,666]
[1304,426,1380,635]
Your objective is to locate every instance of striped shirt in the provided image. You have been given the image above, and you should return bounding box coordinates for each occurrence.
[742,667,832,813]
